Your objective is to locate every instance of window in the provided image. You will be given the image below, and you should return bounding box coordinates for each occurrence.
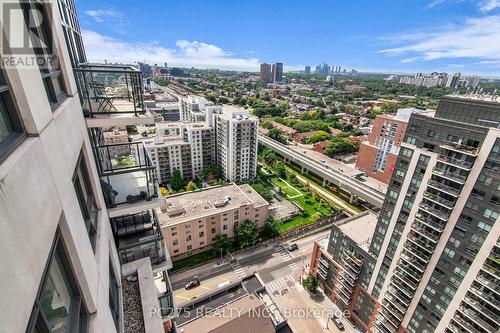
[0,69,25,159]
[401,148,413,157]
[483,209,499,220]
[26,230,87,333]
[109,262,120,331]
[223,224,228,230]
[73,152,97,252]
[172,239,178,246]
[22,1,66,107]
[187,245,192,251]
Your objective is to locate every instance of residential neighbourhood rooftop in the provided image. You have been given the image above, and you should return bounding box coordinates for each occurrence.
[156,183,268,226]
[336,211,378,252]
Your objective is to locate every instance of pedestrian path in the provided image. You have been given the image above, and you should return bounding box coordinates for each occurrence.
[266,274,297,293]
[274,244,299,271]
[230,260,247,279]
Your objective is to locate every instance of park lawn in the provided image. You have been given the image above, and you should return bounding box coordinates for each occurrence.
[268,175,333,233]
[270,177,302,198]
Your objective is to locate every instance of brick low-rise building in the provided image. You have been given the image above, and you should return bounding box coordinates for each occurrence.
[157,183,269,259]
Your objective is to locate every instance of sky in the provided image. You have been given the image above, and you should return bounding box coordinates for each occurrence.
[76,0,500,76]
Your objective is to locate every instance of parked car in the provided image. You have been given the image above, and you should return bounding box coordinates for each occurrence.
[287,243,298,251]
[185,277,200,290]
[332,316,345,331]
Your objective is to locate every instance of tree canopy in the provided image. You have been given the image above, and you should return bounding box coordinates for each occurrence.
[234,220,259,249]
[170,169,185,192]
[324,137,359,157]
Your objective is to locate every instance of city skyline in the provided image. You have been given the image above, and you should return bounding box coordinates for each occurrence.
[77,0,500,76]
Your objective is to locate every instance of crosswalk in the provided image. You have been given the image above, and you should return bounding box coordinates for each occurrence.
[230,260,247,279]
[265,274,296,293]
[274,245,299,271]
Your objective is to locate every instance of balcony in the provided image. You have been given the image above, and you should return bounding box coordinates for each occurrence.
[96,142,162,217]
[407,233,435,254]
[411,223,440,243]
[463,295,500,326]
[400,252,426,272]
[382,300,404,322]
[470,286,500,308]
[390,279,414,299]
[111,210,171,269]
[427,179,461,197]
[377,310,400,331]
[386,285,411,306]
[437,154,474,170]
[419,202,450,221]
[423,191,456,209]
[155,270,176,320]
[476,273,500,293]
[393,271,418,291]
[440,141,479,156]
[414,213,446,233]
[385,293,408,314]
[74,63,154,127]
[342,255,361,275]
[455,309,494,333]
[433,167,468,184]
[404,243,431,263]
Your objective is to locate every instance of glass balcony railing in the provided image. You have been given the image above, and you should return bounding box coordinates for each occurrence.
[427,179,461,197]
[419,203,450,221]
[433,167,468,184]
[440,141,479,156]
[74,63,146,117]
[95,142,158,208]
[411,223,440,243]
[423,191,456,209]
[437,154,474,169]
[111,210,169,267]
[463,295,500,326]
[154,270,176,319]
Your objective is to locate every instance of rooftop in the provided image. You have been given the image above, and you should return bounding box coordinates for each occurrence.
[447,93,500,104]
[156,183,268,227]
[336,211,378,252]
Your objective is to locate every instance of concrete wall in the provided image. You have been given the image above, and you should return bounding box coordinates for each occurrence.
[0,1,119,332]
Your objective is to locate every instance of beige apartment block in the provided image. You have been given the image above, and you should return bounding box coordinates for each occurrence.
[156,183,269,259]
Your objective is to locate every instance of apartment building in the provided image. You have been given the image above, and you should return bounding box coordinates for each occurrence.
[156,183,269,259]
[142,122,214,184]
[310,94,500,333]
[213,106,259,182]
[179,95,213,122]
[356,108,432,185]
[0,1,175,332]
[310,212,380,332]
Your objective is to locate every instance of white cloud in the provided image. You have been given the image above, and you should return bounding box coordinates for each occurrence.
[479,0,500,12]
[85,9,128,34]
[82,30,260,71]
[379,16,500,65]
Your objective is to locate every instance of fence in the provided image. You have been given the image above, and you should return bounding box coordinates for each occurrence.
[281,212,348,239]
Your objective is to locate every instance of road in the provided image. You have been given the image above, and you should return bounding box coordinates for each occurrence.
[259,134,386,208]
[170,229,358,333]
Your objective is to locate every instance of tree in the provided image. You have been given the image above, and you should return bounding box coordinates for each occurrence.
[264,216,281,238]
[267,128,287,144]
[186,180,198,191]
[274,161,287,179]
[212,235,232,256]
[261,149,277,165]
[200,164,223,180]
[302,275,318,293]
[324,137,358,157]
[234,220,259,249]
[305,130,330,144]
[250,183,273,202]
[170,169,185,192]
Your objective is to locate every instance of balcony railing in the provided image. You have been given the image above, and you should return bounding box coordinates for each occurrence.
[412,223,440,243]
[437,154,474,169]
[463,295,500,326]
[419,203,450,221]
[423,191,456,209]
[433,167,468,184]
[111,210,168,267]
[155,270,176,319]
[427,179,461,197]
[95,142,158,208]
[74,63,146,116]
[440,141,479,156]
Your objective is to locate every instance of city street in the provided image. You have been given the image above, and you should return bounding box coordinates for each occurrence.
[170,229,358,333]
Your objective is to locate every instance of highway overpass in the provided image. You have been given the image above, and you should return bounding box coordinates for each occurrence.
[259,135,386,208]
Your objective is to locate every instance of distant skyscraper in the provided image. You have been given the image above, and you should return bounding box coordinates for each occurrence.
[272,62,283,83]
[305,66,311,74]
[446,72,461,88]
[260,63,273,83]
